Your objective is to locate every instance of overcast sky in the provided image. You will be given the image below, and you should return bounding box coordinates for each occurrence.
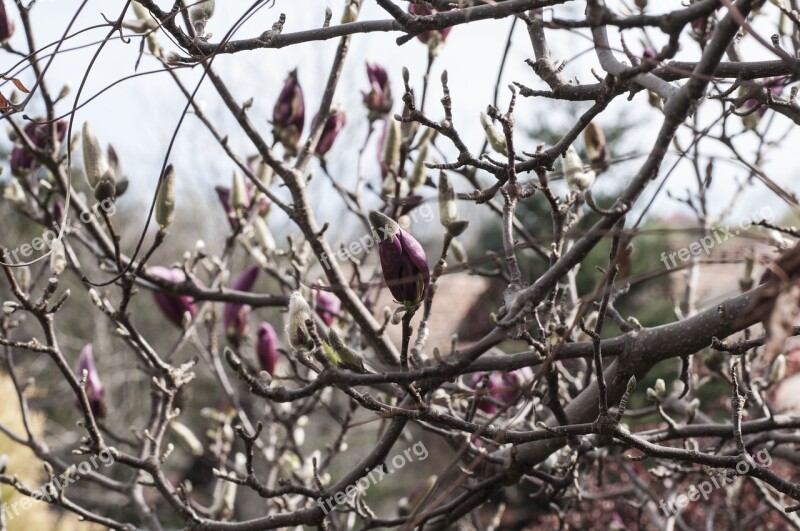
[3,0,797,249]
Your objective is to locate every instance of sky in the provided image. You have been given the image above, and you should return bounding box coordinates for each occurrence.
[2,0,797,252]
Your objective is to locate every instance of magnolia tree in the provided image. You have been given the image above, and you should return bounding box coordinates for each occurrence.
[2,0,800,529]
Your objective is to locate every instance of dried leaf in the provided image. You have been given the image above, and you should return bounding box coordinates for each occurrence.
[4,77,29,94]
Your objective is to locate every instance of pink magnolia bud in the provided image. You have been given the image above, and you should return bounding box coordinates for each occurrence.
[314,288,341,326]
[315,109,347,157]
[0,0,14,42]
[362,63,393,119]
[468,368,533,414]
[148,266,198,328]
[10,120,67,176]
[408,3,451,44]
[223,265,260,338]
[256,322,279,375]
[272,69,305,155]
[76,344,106,418]
[369,211,430,306]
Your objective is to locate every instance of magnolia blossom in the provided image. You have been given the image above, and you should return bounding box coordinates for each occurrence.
[315,289,341,327]
[468,368,533,414]
[256,323,279,375]
[363,63,393,119]
[272,70,305,154]
[9,120,68,176]
[315,109,346,157]
[149,266,198,327]
[76,344,106,418]
[369,211,430,306]
[223,265,260,338]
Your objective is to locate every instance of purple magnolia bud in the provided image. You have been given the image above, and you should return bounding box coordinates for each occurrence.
[256,322,279,375]
[408,3,451,44]
[363,63,393,119]
[76,344,106,418]
[215,186,238,230]
[314,289,341,327]
[315,109,347,157]
[642,48,656,60]
[223,265,260,338]
[149,266,198,328]
[368,211,430,306]
[272,69,305,155]
[52,199,64,225]
[468,368,532,414]
[0,0,14,42]
[9,120,68,175]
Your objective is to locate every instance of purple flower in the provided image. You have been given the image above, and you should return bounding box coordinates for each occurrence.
[223,265,260,338]
[369,211,429,306]
[256,322,279,375]
[744,77,787,120]
[468,368,533,414]
[148,266,198,328]
[315,110,347,157]
[408,3,451,44]
[642,48,656,60]
[362,63,393,119]
[315,289,341,326]
[76,344,106,418]
[272,69,305,154]
[10,120,68,176]
[0,0,14,42]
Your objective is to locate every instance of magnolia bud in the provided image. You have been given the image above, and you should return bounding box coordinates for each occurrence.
[286,291,313,351]
[231,170,248,214]
[583,121,607,168]
[82,122,110,189]
[253,217,276,253]
[189,0,215,35]
[480,112,507,154]
[50,240,66,275]
[409,144,428,190]
[438,171,457,227]
[563,146,595,192]
[768,354,786,383]
[327,328,365,372]
[341,0,358,24]
[156,164,176,230]
[382,118,401,176]
[171,421,204,456]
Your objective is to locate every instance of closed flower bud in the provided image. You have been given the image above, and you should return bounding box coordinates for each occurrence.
[480,112,506,154]
[341,0,358,24]
[76,344,106,418]
[253,217,276,253]
[315,108,346,157]
[363,63,393,119]
[369,210,430,306]
[315,289,341,327]
[437,171,457,227]
[327,328,365,372]
[148,266,198,327]
[382,117,401,177]
[82,122,111,190]
[256,323,279,375]
[189,0,215,35]
[50,240,66,275]
[171,421,204,456]
[223,265,260,338]
[408,3,452,45]
[563,146,595,192]
[155,164,176,230]
[409,144,428,190]
[768,353,786,383]
[286,291,313,351]
[272,70,305,155]
[0,0,14,42]
[583,121,608,168]
[230,169,248,213]
[468,368,533,414]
